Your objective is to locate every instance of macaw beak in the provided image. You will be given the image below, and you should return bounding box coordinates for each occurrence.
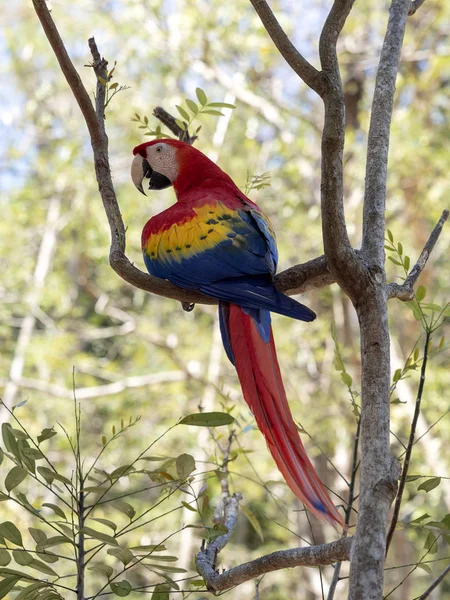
[131,154,172,195]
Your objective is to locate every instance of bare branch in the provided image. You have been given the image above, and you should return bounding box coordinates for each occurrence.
[408,0,427,16]
[361,0,410,266]
[388,210,449,300]
[318,1,361,293]
[248,0,325,96]
[415,562,450,599]
[153,106,198,144]
[197,534,352,592]
[3,371,187,400]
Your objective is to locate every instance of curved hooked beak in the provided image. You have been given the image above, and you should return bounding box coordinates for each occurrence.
[131,154,172,196]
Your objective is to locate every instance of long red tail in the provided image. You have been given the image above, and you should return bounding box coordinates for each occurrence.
[226,303,344,530]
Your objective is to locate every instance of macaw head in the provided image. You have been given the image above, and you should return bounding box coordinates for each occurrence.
[131,139,233,196]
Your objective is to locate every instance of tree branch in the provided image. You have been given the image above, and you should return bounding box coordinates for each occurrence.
[387,210,449,300]
[196,492,351,593]
[198,535,352,592]
[318,1,362,295]
[153,106,198,144]
[361,0,410,267]
[248,0,325,96]
[408,0,427,16]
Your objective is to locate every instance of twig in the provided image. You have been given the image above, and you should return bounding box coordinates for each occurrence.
[387,210,449,300]
[361,0,410,266]
[248,0,325,96]
[408,0,427,15]
[414,562,450,599]
[385,329,430,554]
[197,535,352,592]
[327,418,361,600]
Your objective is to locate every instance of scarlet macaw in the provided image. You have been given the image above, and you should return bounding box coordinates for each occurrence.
[131,139,344,530]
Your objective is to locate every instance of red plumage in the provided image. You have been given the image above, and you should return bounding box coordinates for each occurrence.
[227,305,344,529]
[134,139,345,531]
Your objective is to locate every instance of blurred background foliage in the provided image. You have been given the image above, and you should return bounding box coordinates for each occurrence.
[0,0,449,598]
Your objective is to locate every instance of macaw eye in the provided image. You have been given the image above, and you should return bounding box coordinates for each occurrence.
[156,146,162,153]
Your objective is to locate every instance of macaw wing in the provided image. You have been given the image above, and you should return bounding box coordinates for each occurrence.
[143,200,276,287]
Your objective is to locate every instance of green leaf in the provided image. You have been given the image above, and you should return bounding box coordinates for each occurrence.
[107,547,134,565]
[417,562,432,573]
[424,531,438,554]
[207,102,236,109]
[13,581,47,600]
[36,535,73,550]
[129,544,166,553]
[201,109,225,116]
[410,514,431,525]
[441,514,450,529]
[111,500,135,519]
[341,372,352,387]
[42,503,66,520]
[388,256,402,266]
[179,412,234,427]
[102,435,107,446]
[149,555,178,562]
[110,580,132,597]
[21,448,44,460]
[37,428,57,444]
[176,454,195,480]
[174,118,187,131]
[181,501,197,512]
[0,522,23,546]
[397,242,403,256]
[185,99,198,114]
[416,285,427,302]
[110,465,134,480]
[175,105,190,121]
[404,255,410,271]
[0,450,3,467]
[418,477,441,493]
[195,87,207,105]
[29,528,46,544]
[0,550,11,567]
[0,575,20,599]
[242,506,264,542]
[90,518,117,532]
[392,369,402,383]
[109,82,119,90]
[5,466,27,492]
[37,466,54,485]
[36,551,58,564]
[405,475,421,482]
[151,583,170,600]
[79,527,118,546]
[205,523,228,542]
[88,563,114,578]
[28,558,58,576]
[12,550,33,566]
[387,229,394,243]
[1,424,20,463]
